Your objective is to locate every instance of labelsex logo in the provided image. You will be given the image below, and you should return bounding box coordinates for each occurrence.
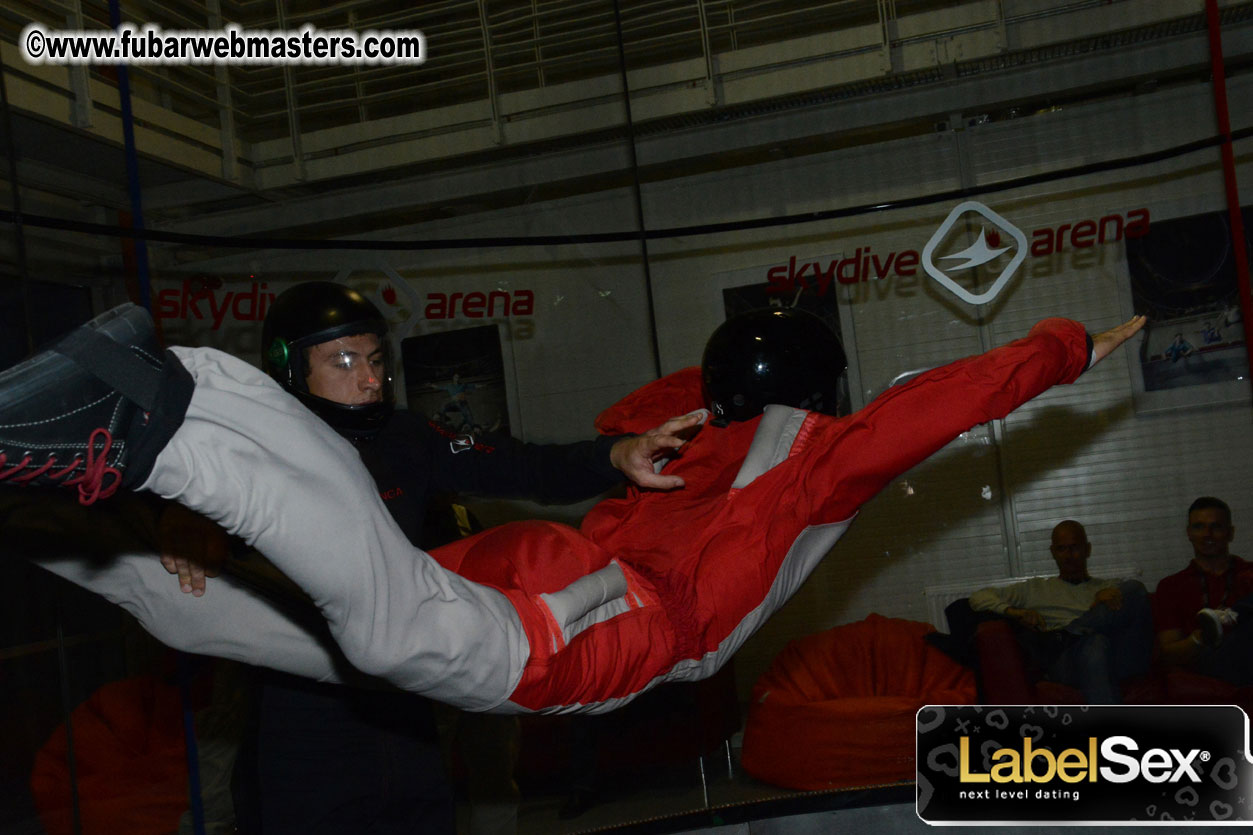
[922,201,1028,306]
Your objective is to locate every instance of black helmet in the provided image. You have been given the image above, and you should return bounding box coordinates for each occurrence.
[701,308,847,423]
[262,281,394,434]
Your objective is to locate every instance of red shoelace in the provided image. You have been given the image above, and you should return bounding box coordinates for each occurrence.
[0,427,122,505]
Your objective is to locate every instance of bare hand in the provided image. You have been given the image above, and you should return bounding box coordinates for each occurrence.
[1008,606,1045,631]
[1093,586,1123,611]
[609,411,706,490]
[158,503,229,597]
[1091,315,1147,367]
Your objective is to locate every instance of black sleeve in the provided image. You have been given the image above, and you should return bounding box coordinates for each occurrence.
[420,418,627,504]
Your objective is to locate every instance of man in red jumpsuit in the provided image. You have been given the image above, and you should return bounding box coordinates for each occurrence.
[0,303,1145,714]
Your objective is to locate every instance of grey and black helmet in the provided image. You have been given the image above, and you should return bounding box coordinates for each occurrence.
[261,281,394,434]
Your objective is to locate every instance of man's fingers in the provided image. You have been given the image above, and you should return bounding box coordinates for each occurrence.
[664,411,705,427]
[625,457,685,489]
[171,552,219,595]
[610,412,706,489]
[189,562,207,597]
[176,558,194,594]
[634,472,685,490]
[669,412,706,428]
[1091,314,1147,367]
[650,415,704,446]
[612,414,704,476]
[158,503,230,596]
[647,433,687,452]
[658,412,706,441]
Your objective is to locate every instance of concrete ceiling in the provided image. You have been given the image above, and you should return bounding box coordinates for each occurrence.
[2,0,1252,269]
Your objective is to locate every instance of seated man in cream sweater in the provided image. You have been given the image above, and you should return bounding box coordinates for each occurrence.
[969,520,1152,703]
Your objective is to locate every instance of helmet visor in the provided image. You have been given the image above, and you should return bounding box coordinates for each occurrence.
[300,331,394,409]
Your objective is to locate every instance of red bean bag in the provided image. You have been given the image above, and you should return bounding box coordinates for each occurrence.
[741,614,975,791]
[30,675,189,835]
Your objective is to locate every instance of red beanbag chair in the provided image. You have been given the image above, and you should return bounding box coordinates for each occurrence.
[31,675,190,835]
[741,614,975,791]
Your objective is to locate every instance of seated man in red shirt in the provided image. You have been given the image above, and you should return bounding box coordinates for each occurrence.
[0,303,1144,714]
[1153,496,1253,686]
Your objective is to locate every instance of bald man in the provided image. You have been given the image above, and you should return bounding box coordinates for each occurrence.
[969,520,1152,703]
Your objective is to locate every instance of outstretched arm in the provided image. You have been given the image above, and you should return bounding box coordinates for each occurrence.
[799,316,1146,522]
[1092,315,1147,365]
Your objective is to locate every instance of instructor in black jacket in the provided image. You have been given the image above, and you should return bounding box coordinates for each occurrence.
[157,281,695,834]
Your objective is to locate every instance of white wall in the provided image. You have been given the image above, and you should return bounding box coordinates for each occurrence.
[151,68,1253,699]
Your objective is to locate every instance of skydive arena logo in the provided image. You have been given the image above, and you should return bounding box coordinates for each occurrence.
[760,205,1148,303]
[922,201,1028,306]
[917,705,1253,824]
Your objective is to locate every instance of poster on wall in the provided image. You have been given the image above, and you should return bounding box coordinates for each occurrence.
[401,324,514,438]
[721,280,853,417]
[1122,208,1250,412]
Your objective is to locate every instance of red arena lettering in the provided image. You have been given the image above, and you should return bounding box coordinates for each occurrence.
[487,290,511,317]
[1098,214,1124,243]
[1030,208,1151,256]
[462,292,486,318]
[1125,208,1151,238]
[425,289,534,320]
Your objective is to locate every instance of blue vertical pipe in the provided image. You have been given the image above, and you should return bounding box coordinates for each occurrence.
[176,653,207,835]
[105,3,202,831]
[107,0,152,312]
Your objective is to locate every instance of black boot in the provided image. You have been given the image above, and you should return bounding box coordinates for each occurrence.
[0,303,193,505]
